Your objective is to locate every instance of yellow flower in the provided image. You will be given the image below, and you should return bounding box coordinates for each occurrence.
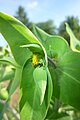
[32,54,39,65]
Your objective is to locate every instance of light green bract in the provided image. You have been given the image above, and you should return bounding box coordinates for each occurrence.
[65,22,80,52]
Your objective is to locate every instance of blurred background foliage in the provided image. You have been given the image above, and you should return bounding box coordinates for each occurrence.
[14,6,80,45]
[58,16,80,44]
[0,46,19,120]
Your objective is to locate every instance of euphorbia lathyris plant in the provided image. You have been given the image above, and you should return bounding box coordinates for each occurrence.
[0,12,80,120]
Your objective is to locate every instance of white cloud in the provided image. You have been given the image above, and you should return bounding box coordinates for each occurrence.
[27,1,38,10]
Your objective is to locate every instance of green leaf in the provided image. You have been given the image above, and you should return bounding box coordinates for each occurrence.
[0,57,17,82]
[0,102,4,112]
[0,12,40,65]
[0,67,14,82]
[33,66,47,104]
[33,25,69,59]
[56,51,80,110]
[46,68,53,107]
[56,116,72,120]
[20,61,46,120]
[21,43,43,54]
[20,60,52,120]
[0,101,9,119]
[0,57,19,67]
[9,66,22,97]
[0,102,4,119]
[65,22,80,52]
[0,57,23,96]
[33,24,50,43]
[33,25,80,111]
[46,111,69,120]
[48,62,60,98]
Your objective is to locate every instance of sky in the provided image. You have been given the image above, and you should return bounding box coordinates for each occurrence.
[0,0,80,46]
